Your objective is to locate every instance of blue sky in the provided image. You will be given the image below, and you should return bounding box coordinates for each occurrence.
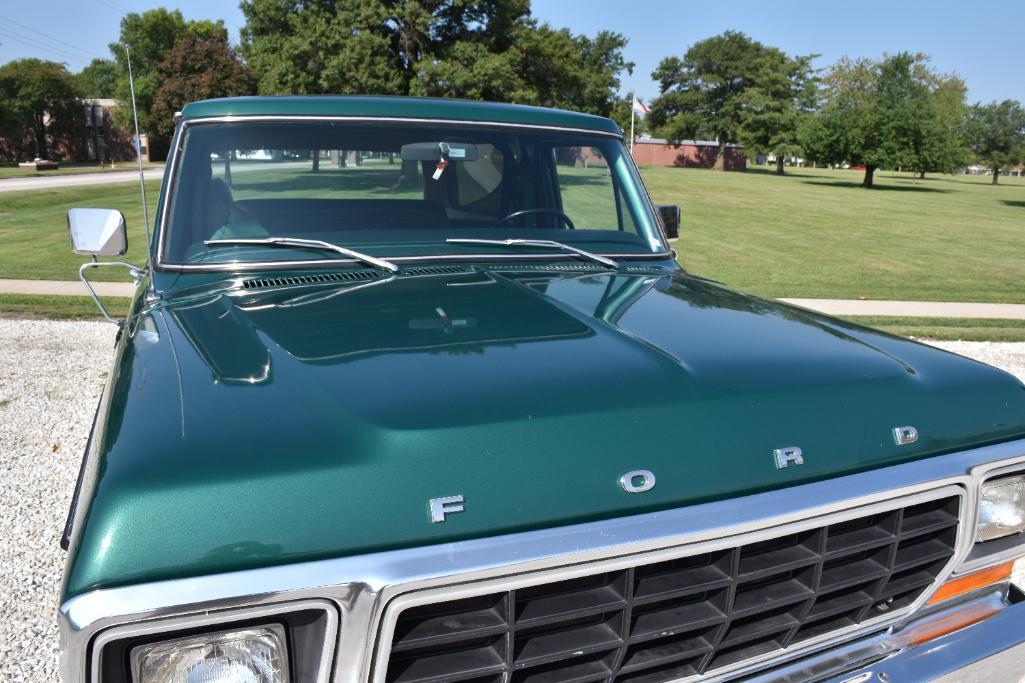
[0,0,1021,105]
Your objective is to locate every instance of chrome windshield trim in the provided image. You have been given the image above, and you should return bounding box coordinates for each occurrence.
[59,438,1025,683]
[155,251,675,273]
[153,115,656,274]
[179,114,625,138]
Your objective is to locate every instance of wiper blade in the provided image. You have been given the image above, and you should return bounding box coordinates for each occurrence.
[204,237,400,273]
[446,238,618,269]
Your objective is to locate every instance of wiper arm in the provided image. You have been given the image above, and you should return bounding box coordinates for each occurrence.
[446,238,618,269]
[204,237,400,273]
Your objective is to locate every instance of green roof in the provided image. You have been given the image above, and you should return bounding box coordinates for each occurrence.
[179,95,621,135]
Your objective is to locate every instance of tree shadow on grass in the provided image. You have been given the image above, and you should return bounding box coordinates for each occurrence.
[1002,200,1025,208]
[743,167,783,177]
[800,180,951,193]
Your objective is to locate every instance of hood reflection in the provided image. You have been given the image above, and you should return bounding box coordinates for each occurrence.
[170,268,661,382]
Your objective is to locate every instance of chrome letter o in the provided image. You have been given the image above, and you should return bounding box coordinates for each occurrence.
[619,469,656,493]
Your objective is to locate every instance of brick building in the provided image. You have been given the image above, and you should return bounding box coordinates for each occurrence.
[80,99,139,162]
[630,138,747,170]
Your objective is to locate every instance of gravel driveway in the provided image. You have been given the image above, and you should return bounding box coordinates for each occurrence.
[1,320,1024,680]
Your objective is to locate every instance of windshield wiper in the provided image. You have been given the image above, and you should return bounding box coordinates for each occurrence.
[445,238,618,269]
[204,237,400,273]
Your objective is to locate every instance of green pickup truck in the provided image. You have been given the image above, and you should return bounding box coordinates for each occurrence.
[60,96,1025,682]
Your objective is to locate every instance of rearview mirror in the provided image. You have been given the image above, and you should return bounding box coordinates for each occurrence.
[400,142,479,162]
[656,204,680,242]
[68,208,127,256]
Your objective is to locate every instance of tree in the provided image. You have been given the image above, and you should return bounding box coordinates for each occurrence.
[240,0,531,96]
[801,53,948,188]
[965,100,1025,185]
[240,0,405,95]
[608,96,643,139]
[647,31,813,170]
[0,59,82,160]
[736,53,817,175]
[108,9,222,156]
[239,0,632,118]
[150,27,256,139]
[109,8,187,136]
[76,59,120,98]
[901,71,969,179]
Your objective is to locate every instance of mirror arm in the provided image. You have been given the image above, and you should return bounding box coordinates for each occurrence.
[79,260,145,325]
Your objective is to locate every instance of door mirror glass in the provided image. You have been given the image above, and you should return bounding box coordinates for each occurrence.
[67,208,127,256]
[656,204,680,242]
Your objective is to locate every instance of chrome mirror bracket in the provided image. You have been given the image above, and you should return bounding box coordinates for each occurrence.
[79,258,145,325]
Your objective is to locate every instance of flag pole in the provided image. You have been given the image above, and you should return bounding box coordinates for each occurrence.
[630,92,635,153]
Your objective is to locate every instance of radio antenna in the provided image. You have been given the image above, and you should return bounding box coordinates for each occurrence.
[123,43,151,249]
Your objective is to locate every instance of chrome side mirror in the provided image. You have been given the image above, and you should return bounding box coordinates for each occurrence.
[656,205,680,242]
[67,208,144,324]
[68,208,127,256]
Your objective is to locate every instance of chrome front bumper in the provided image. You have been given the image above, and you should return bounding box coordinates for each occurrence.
[750,587,1025,682]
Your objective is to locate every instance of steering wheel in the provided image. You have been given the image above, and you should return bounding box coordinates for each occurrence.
[495,208,575,230]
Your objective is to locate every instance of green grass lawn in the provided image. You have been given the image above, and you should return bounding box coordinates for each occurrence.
[0,294,131,320]
[842,316,1025,342]
[643,166,1025,303]
[0,180,157,281]
[0,161,162,179]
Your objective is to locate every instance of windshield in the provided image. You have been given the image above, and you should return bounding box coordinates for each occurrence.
[161,121,665,266]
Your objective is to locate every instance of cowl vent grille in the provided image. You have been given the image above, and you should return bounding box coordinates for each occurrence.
[383,496,958,683]
[242,271,382,289]
[488,264,663,274]
[403,265,471,276]
[490,264,608,273]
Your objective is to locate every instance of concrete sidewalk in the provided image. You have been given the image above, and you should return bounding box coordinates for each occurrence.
[0,279,136,298]
[1,279,1024,319]
[780,298,1025,320]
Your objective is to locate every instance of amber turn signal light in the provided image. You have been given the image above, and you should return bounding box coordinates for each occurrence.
[927,560,1016,605]
[901,598,1002,647]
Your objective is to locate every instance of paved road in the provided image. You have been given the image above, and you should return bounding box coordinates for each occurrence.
[0,168,162,192]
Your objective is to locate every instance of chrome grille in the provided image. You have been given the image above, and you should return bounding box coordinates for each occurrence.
[383,496,958,683]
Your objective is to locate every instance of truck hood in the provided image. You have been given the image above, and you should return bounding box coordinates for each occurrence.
[65,265,1025,597]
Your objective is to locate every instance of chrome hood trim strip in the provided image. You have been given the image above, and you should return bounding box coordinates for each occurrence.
[60,438,1025,682]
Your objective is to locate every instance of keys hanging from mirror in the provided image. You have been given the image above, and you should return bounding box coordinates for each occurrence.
[432,158,449,181]
[432,141,451,180]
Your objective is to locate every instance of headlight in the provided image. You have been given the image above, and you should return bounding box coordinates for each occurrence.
[977,474,1025,542]
[131,624,289,682]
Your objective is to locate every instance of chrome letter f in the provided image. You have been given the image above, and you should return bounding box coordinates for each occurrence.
[429,495,465,523]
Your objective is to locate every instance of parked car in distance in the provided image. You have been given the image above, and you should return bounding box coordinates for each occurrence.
[60,96,1025,682]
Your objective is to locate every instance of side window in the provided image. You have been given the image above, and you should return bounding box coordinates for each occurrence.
[553,146,638,233]
[453,144,504,216]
